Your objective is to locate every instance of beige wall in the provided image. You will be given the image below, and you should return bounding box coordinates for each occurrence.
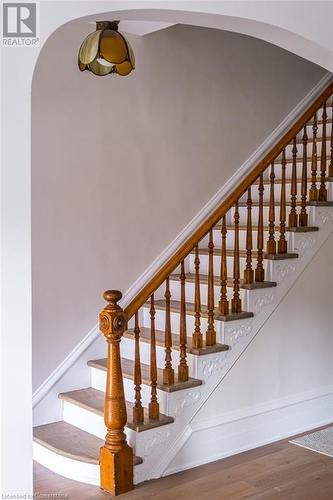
[32,22,325,390]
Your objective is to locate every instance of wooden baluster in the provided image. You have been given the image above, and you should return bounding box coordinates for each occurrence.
[329,100,333,178]
[149,294,159,419]
[178,261,189,380]
[319,102,328,201]
[278,149,288,254]
[206,231,216,345]
[192,245,203,349]
[289,139,298,227]
[231,202,242,312]
[219,215,229,314]
[133,311,144,424]
[299,126,309,226]
[309,113,318,202]
[163,278,174,385]
[244,188,254,284]
[255,175,265,282]
[99,290,133,495]
[267,163,276,254]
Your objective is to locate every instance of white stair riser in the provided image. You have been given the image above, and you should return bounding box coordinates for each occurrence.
[62,399,137,446]
[304,120,333,138]
[169,279,248,308]
[207,228,286,249]
[226,205,318,226]
[33,442,100,487]
[284,138,330,157]
[265,156,329,179]
[188,253,271,278]
[238,180,330,204]
[90,367,169,414]
[142,306,226,341]
[121,336,181,369]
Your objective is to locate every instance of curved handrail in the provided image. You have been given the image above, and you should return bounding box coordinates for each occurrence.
[124,82,333,320]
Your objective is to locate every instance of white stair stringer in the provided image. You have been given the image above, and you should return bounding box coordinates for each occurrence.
[132,205,333,484]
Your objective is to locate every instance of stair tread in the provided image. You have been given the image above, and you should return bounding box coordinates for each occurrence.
[88,358,202,392]
[214,224,319,233]
[237,201,330,207]
[123,327,229,356]
[170,273,276,290]
[59,388,174,432]
[192,247,298,260]
[273,155,330,164]
[150,299,254,322]
[255,177,327,186]
[33,421,142,465]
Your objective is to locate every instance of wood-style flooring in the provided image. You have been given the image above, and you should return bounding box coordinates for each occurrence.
[34,426,333,500]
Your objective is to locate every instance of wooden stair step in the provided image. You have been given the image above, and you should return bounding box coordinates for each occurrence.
[273,155,330,165]
[123,326,229,356]
[193,247,298,260]
[214,224,319,233]
[58,387,174,433]
[33,421,143,466]
[238,200,325,207]
[307,201,333,206]
[295,136,331,145]
[88,357,202,393]
[170,273,277,290]
[150,299,254,322]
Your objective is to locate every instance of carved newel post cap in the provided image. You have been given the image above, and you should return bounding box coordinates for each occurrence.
[103,290,122,304]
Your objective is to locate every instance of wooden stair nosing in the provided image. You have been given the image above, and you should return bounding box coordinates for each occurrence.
[147,299,254,322]
[33,421,143,465]
[271,154,330,165]
[88,358,202,393]
[213,224,319,233]
[192,247,298,260]
[123,326,229,356]
[237,201,333,208]
[58,387,174,433]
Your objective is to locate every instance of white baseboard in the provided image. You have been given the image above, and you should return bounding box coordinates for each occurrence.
[32,71,333,410]
[165,385,333,475]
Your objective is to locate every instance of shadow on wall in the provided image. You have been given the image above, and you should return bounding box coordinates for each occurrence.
[31,21,325,391]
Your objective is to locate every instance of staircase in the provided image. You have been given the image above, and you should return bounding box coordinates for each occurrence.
[33,83,333,495]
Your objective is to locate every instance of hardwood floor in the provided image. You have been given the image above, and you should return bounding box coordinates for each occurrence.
[34,427,333,499]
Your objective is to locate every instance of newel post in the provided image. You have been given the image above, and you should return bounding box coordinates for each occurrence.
[99,290,134,496]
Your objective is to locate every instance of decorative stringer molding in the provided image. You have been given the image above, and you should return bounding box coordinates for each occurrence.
[131,206,333,483]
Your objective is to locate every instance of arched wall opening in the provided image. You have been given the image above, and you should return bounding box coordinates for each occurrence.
[2,1,333,494]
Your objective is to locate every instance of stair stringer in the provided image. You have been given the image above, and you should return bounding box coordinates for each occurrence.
[132,206,333,484]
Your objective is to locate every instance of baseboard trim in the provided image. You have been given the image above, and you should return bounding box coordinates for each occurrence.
[165,385,333,476]
[33,71,333,409]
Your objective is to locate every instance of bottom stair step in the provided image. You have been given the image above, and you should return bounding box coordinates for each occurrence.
[33,421,143,466]
[58,387,174,432]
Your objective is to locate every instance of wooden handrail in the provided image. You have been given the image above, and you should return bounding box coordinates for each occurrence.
[125,82,333,320]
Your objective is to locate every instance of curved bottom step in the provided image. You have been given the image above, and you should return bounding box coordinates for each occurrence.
[33,421,142,486]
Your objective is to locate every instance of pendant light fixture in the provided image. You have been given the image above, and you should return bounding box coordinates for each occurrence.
[78,21,135,76]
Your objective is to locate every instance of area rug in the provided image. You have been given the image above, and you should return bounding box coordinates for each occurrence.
[290,427,333,458]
